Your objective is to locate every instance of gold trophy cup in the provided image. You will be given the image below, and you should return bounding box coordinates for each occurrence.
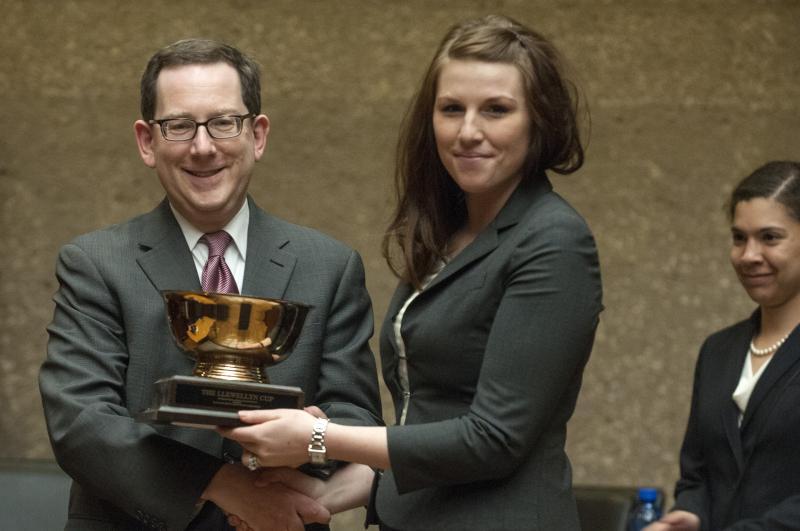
[136,290,310,427]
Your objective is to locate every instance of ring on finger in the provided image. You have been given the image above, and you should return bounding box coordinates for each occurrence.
[245,452,261,471]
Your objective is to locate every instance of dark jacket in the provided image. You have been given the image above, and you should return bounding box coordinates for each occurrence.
[674,311,800,530]
[40,198,382,530]
[375,177,603,530]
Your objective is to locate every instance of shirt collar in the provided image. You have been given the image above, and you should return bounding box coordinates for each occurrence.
[169,200,250,258]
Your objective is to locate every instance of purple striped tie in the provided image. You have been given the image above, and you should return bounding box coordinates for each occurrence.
[200,231,239,294]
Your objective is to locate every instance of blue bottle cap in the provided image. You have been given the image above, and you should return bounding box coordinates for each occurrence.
[638,487,658,502]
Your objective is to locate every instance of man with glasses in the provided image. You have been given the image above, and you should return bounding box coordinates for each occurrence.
[40,39,382,530]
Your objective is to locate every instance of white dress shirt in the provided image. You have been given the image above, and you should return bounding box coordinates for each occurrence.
[732,351,773,426]
[170,201,249,290]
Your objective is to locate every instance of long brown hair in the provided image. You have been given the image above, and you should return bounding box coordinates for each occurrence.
[382,14,585,288]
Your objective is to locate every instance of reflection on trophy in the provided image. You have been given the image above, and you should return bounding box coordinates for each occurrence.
[136,290,310,427]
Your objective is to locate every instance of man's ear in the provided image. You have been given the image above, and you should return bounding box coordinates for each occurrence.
[252,114,270,161]
[134,120,157,168]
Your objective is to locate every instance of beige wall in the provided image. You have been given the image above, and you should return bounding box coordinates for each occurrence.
[2,0,799,526]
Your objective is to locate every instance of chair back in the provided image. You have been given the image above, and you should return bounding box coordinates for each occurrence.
[0,458,71,530]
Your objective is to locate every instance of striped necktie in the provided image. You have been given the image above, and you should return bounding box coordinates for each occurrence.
[200,231,239,294]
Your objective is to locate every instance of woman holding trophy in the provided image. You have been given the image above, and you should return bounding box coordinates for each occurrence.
[222,14,602,530]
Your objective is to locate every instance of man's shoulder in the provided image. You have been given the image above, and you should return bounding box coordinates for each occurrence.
[251,207,355,257]
[64,204,166,253]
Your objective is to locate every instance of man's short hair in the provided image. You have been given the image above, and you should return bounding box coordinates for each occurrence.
[140,38,261,120]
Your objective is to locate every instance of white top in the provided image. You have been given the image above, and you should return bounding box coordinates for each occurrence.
[732,352,773,426]
[392,262,445,425]
[170,200,249,290]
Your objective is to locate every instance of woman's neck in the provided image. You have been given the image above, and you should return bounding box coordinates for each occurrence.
[464,197,503,234]
[758,296,800,341]
[448,195,506,258]
[451,179,521,252]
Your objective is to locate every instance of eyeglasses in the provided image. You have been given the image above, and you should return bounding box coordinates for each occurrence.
[149,114,254,141]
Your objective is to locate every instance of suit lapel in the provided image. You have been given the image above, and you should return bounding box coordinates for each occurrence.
[741,325,800,432]
[722,396,745,473]
[136,198,297,299]
[424,228,498,292]
[424,176,552,293]
[136,200,200,293]
[719,319,754,473]
[240,198,296,299]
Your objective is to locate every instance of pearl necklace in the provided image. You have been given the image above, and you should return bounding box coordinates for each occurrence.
[749,332,791,357]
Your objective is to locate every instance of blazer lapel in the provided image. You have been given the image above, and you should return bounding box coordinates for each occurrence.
[136,200,200,292]
[424,176,553,293]
[741,325,800,432]
[240,198,296,299]
[424,228,498,292]
[722,394,745,474]
[720,318,754,473]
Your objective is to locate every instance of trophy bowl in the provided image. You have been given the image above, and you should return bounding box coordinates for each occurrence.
[136,290,311,427]
[163,290,310,383]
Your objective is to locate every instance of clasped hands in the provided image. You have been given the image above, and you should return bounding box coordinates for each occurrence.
[216,406,333,531]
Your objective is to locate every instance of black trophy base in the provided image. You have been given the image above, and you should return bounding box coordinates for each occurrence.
[136,375,304,428]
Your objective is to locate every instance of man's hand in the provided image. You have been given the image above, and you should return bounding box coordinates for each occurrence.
[256,463,374,515]
[201,463,330,531]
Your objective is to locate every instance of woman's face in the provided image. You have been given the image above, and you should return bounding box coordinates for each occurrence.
[730,197,800,310]
[433,59,531,206]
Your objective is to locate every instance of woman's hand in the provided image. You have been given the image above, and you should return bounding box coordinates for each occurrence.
[224,467,333,530]
[256,464,374,515]
[219,408,320,468]
[220,404,391,471]
[202,463,329,531]
[643,510,701,531]
[255,467,327,500]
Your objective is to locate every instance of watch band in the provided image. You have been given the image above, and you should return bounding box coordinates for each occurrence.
[308,417,329,465]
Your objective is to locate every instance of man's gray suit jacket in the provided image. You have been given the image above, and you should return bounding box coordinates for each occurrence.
[40,197,382,530]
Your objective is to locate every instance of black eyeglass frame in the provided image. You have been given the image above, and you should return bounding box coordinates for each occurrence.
[148,113,255,141]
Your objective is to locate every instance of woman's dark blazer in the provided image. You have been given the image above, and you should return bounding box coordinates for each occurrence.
[673,311,800,530]
[373,176,603,530]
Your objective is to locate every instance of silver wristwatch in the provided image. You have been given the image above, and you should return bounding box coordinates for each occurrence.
[308,418,330,465]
